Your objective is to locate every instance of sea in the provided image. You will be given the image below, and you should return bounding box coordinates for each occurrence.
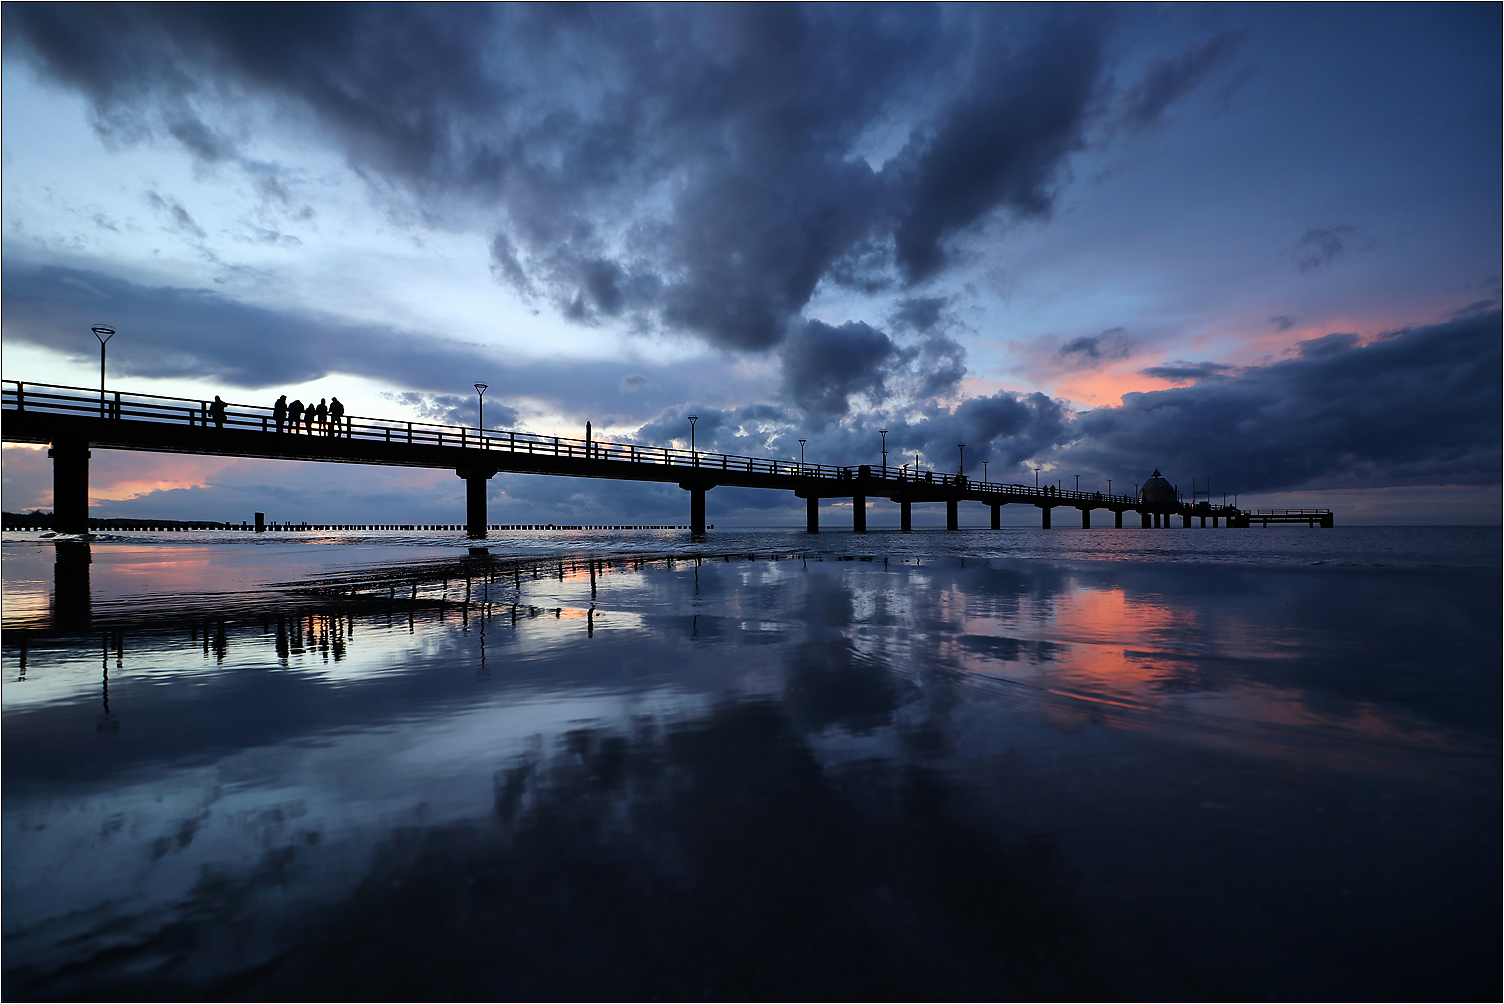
[3,525,1499,999]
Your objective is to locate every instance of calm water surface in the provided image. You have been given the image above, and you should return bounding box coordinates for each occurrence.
[3,527,1499,999]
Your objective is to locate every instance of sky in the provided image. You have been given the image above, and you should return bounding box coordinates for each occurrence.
[2,3,1499,527]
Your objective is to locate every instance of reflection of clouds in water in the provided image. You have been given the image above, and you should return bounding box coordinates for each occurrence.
[2,546,1498,997]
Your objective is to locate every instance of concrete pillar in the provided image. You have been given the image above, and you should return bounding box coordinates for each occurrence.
[690,488,707,534]
[1153,513,1161,528]
[853,495,866,533]
[1080,508,1091,529]
[990,504,1000,530]
[49,441,90,535]
[1040,506,1052,529]
[1182,513,1192,528]
[806,495,819,534]
[1213,515,1219,527]
[254,512,266,534]
[900,501,912,532]
[1114,509,1123,528]
[1200,515,1206,528]
[1141,511,1151,528]
[457,467,498,538]
[946,499,958,531]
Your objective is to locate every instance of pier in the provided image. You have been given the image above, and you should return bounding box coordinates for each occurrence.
[3,381,1328,536]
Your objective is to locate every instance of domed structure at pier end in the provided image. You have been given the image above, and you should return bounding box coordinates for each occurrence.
[1138,469,1178,511]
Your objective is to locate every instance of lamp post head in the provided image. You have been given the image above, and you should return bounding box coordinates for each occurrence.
[474,382,488,394]
[687,415,698,424]
[91,326,115,343]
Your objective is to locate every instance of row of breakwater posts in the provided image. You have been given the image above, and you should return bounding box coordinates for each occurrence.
[3,379,1333,537]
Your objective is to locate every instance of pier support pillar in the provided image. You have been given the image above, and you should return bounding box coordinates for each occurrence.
[853,495,866,533]
[1040,505,1052,529]
[806,496,820,534]
[1152,513,1161,528]
[1200,515,1206,528]
[1114,509,1123,528]
[49,441,90,535]
[900,501,912,532]
[946,499,959,531]
[690,489,706,534]
[991,504,1000,530]
[1081,508,1091,529]
[1141,511,1151,528]
[1213,515,1219,528]
[680,482,714,534]
[254,512,266,534]
[1182,514,1192,528]
[457,467,498,538]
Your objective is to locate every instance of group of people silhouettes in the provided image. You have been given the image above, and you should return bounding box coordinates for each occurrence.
[272,395,345,436]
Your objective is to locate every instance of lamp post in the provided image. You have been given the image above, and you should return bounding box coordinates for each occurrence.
[687,415,698,462]
[1075,474,1080,492]
[983,461,988,482]
[1108,480,1113,496]
[1034,466,1041,489]
[799,439,806,469]
[92,326,115,417]
[879,430,888,471]
[474,383,488,432]
[957,444,964,477]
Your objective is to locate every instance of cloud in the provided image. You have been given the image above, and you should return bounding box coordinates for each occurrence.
[1061,311,1502,492]
[3,5,1112,356]
[0,262,755,425]
[1293,332,1359,358]
[780,320,899,424]
[1268,314,1295,331]
[1138,361,1234,382]
[1292,224,1373,272]
[381,392,520,431]
[889,296,947,333]
[1119,29,1250,130]
[1058,327,1134,367]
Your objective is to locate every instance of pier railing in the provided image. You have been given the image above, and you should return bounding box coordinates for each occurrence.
[4,379,1181,508]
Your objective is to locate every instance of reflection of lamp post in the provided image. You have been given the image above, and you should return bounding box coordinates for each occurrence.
[474,383,488,431]
[687,415,698,461]
[879,430,888,470]
[957,444,964,477]
[93,326,115,417]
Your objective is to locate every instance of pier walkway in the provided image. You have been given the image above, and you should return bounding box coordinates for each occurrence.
[3,380,1303,537]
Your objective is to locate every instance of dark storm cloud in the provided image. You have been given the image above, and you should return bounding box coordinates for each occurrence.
[1063,312,1502,492]
[0,262,743,425]
[0,4,1151,355]
[780,319,898,423]
[1138,360,1234,382]
[1119,29,1249,130]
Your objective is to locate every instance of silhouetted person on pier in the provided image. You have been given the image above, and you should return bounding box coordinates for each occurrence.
[329,397,344,436]
[273,395,287,433]
[287,399,303,434]
[316,398,328,435]
[209,396,227,429]
[303,402,316,434]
